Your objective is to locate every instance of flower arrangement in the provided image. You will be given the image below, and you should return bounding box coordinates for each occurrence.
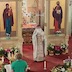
[54,46,62,54]
[51,65,68,72]
[47,43,55,51]
[63,57,71,69]
[10,47,15,54]
[0,47,5,57]
[0,46,20,57]
[0,65,6,72]
[47,43,55,55]
[47,43,67,55]
[10,46,20,54]
[9,47,19,63]
[51,57,72,72]
[61,43,67,52]
[0,47,20,72]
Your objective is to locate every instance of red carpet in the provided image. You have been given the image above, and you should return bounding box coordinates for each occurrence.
[22,36,72,72]
[68,36,72,58]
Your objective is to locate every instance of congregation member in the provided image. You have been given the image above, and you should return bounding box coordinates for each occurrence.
[11,53,28,72]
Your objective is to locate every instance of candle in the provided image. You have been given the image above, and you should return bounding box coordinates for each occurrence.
[44,60,47,70]
[71,60,72,67]
[28,66,30,70]
[2,56,4,63]
[12,53,14,58]
[8,52,11,58]
[26,65,30,71]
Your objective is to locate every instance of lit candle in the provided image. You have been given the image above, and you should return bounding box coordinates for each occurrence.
[44,60,47,70]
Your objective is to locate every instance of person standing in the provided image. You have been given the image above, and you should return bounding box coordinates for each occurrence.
[11,53,28,72]
[3,3,14,38]
[32,25,45,62]
[52,1,63,34]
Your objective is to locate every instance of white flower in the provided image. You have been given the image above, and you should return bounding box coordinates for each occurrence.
[54,68,58,72]
[61,43,67,49]
[0,47,3,51]
[50,44,55,47]
[66,62,70,66]
[52,46,54,49]
[65,70,67,72]
[15,48,19,53]
[63,45,66,48]
[61,68,65,72]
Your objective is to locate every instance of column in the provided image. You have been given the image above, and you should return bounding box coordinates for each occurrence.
[44,0,49,56]
[16,0,23,55]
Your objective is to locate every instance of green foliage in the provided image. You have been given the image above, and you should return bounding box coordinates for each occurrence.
[0,48,5,57]
[47,44,54,51]
[63,61,71,69]
[0,65,6,72]
[10,47,19,54]
[54,50,62,54]
[51,65,67,72]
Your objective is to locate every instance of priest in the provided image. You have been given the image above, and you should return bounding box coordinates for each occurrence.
[32,25,46,62]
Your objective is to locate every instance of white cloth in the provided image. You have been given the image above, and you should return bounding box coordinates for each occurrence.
[32,27,45,61]
[4,64,12,72]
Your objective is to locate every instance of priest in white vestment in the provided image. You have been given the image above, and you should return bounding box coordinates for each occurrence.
[32,25,45,61]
